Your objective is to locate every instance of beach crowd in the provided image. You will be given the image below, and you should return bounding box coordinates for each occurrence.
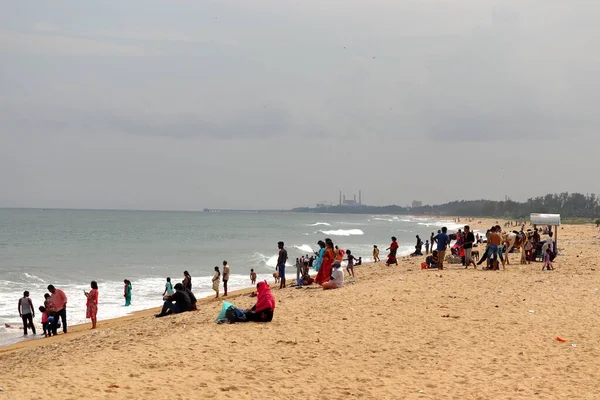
[14,219,557,336]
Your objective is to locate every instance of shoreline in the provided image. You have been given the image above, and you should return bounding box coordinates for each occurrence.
[0,281,266,355]
[0,217,493,354]
[2,218,597,399]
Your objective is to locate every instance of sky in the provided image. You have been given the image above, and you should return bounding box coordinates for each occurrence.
[1,0,599,210]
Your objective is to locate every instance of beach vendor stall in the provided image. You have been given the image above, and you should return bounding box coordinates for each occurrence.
[530,213,560,256]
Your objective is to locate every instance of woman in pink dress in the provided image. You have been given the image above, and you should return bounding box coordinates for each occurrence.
[84,281,99,329]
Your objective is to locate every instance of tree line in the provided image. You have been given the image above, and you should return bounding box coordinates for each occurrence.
[293,192,600,220]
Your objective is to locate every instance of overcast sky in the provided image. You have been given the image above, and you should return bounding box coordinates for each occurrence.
[1,0,598,210]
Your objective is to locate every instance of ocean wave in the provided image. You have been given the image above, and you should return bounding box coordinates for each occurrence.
[308,222,331,227]
[23,273,46,283]
[320,229,364,236]
[293,244,314,254]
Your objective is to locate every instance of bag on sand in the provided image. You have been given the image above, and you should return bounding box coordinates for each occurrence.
[215,302,233,322]
[225,306,247,323]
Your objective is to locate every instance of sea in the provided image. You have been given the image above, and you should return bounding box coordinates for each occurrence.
[0,208,463,346]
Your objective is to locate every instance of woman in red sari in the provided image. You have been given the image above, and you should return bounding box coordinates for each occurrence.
[84,280,99,329]
[315,238,335,285]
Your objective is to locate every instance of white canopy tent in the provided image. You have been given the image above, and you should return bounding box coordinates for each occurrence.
[530,213,560,250]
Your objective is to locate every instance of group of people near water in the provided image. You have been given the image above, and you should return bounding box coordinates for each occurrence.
[15,219,557,336]
[416,223,556,271]
[16,284,73,337]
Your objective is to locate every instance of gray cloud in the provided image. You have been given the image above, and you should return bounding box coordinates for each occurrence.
[1,0,599,209]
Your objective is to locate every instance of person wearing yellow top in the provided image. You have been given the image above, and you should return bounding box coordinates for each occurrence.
[373,245,380,262]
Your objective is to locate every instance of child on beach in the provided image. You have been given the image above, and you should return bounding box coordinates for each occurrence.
[344,249,356,278]
[373,245,380,262]
[212,266,221,298]
[425,240,430,254]
[250,269,257,285]
[39,306,50,337]
[542,248,554,270]
[163,277,175,297]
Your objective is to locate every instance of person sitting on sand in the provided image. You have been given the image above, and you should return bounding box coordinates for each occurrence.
[322,261,344,290]
[212,266,220,298]
[356,257,362,266]
[302,270,315,286]
[245,280,276,322]
[425,250,440,269]
[155,283,191,318]
[186,287,197,311]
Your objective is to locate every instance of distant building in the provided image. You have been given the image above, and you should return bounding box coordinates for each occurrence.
[339,191,363,207]
[412,200,423,208]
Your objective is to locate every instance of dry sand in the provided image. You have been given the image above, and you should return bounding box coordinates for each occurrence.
[1,219,600,399]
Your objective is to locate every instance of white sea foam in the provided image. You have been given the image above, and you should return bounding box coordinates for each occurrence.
[320,229,364,236]
[308,222,331,227]
[294,244,314,253]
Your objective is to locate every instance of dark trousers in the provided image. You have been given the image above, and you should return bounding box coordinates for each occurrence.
[51,308,67,334]
[21,313,36,335]
[42,322,50,336]
[156,301,182,317]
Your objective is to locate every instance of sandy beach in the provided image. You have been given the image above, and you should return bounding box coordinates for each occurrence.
[1,219,600,399]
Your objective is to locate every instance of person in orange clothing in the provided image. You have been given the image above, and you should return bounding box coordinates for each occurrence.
[315,238,335,285]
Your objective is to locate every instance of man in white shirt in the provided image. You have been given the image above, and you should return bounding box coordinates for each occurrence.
[322,263,344,290]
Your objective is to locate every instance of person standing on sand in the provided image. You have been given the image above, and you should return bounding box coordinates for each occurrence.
[222,261,230,296]
[212,266,220,298]
[84,281,99,329]
[183,271,192,291]
[433,228,449,270]
[123,280,132,306]
[315,239,335,285]
[47,284,68,335]
[295,258,302,283]
[430,232,435,252]
[373,245,380,262]
[425,240,430,254]
[250,269,257,285]
[277,241,288,289]
[463,225,476,269]
[386,237,399,266]
[18,291,36,336]
[313,241,325,271]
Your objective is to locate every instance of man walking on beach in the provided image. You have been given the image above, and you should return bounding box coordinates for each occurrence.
[433,227,449,269]
[47,285,68,335]
[463,225,476,269]
[18,291,36,335]
[277,241,288,289]
[222,261,230,296]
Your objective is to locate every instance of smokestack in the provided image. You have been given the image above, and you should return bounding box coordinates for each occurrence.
[354,194,356,202]
[359,190,362,205]
[339,191,342,206]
